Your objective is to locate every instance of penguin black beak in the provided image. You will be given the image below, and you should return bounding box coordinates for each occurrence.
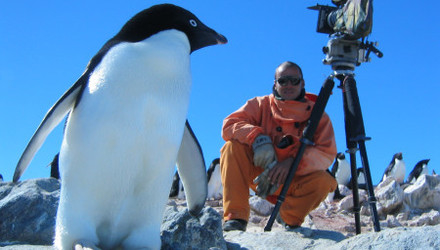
[216,33,228,45]
[189,28,228,53]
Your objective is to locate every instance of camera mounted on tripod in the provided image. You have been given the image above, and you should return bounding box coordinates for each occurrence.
[308,0,382,74]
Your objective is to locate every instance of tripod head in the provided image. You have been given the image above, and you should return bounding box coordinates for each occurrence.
[322,34,383,78]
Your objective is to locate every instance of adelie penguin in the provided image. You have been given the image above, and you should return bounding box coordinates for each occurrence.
[169,170,185,199]
[347,167,367,190]
[207,158,222,200]
[331,152,351,186]
[382,152,406,184]
[328,152,351,201]
[407,159,430,184]
[48,153,60,179]
[13,4,226,250]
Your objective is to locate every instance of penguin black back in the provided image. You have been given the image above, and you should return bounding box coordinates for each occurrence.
[407,159,430,183]
[207,158,220,181]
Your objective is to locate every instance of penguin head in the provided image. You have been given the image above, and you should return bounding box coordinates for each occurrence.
[336,152,345,160]
[394,152,403,161]
[113,4,227,53]
[418,159,430,166]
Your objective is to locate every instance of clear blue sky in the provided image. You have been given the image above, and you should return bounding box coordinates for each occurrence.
[1,1,439,185]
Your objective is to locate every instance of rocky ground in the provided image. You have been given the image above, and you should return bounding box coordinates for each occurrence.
[2,175,440,249]
[187,198,374,236]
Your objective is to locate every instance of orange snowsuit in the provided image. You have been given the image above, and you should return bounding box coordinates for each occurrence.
[221,93,337,226]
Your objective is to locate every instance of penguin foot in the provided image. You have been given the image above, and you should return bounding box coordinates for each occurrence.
[73,239,100,250]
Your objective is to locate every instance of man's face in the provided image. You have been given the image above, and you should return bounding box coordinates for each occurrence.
[274,66,304,101]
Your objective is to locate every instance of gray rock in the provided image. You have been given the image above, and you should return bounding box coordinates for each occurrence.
[404,175,440,210]
[161,206,227,250]
[328,224,440,250]
[375,177,404,215]
[0,178,59,245]
[249,196,274,216]
[337,189,367,212]
[406,210,440,227]
[224,225,439,249]
[224,227,346,249]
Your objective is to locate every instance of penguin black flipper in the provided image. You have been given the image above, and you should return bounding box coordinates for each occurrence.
[382,158,395,180]
[406,167,420,184]
[13,74,89,182]
[176,120,207,216]
[330,159,338,177]
[13,42,110,183]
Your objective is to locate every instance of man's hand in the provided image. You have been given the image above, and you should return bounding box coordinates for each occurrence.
[267,157,294,186]
[252,135,276,169]
[253,161,279,199]
[253,158,294,199]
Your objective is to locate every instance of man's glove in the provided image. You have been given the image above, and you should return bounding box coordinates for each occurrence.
[253,161,279,199]
[252,135,276,169]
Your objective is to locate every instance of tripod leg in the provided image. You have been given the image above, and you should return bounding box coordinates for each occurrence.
[358,141,380,232]
[342,75,381,232]
[342,82,362,234]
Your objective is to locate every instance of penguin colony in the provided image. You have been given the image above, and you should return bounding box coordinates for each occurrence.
[327,152,434,201]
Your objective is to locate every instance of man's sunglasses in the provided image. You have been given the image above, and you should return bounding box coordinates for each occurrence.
[276,76,302,86]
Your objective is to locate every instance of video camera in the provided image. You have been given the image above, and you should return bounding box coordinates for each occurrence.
[308,0,373,40]
[308,0,382,72]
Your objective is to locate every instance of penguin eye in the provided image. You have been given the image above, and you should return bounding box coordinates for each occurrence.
[189,19,198,27]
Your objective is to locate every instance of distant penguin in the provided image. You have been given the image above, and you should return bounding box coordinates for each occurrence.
[407,159,430,183]
[348,167,367,190]
[207,158,222,200]
[49,153,60,179]
[0,174,3,183]
[382,152,405,184]
[13,4,226,249]
[328,153,350,201]
[169,171,185,199]
[433,169,437,176]
[331,152,351,186]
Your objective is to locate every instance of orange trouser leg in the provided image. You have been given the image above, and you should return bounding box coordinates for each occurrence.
[221,140,336,225]
[279,170,337,226]
[220,140,263,221]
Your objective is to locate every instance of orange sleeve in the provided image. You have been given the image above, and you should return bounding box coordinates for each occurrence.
[222,97,266,146]
[295,112,337,176]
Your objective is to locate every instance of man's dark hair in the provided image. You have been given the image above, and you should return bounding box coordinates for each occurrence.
[275,61,303,79]
[273,61,305,101]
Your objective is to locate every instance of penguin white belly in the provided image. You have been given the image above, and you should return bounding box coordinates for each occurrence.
[55,31,192,249]
[420,165,428,176]
[392,159,406,184]
[335,160,351,186]
[207,164,223,199]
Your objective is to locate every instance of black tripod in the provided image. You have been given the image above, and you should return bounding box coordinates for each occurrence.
[265,36,383,233]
